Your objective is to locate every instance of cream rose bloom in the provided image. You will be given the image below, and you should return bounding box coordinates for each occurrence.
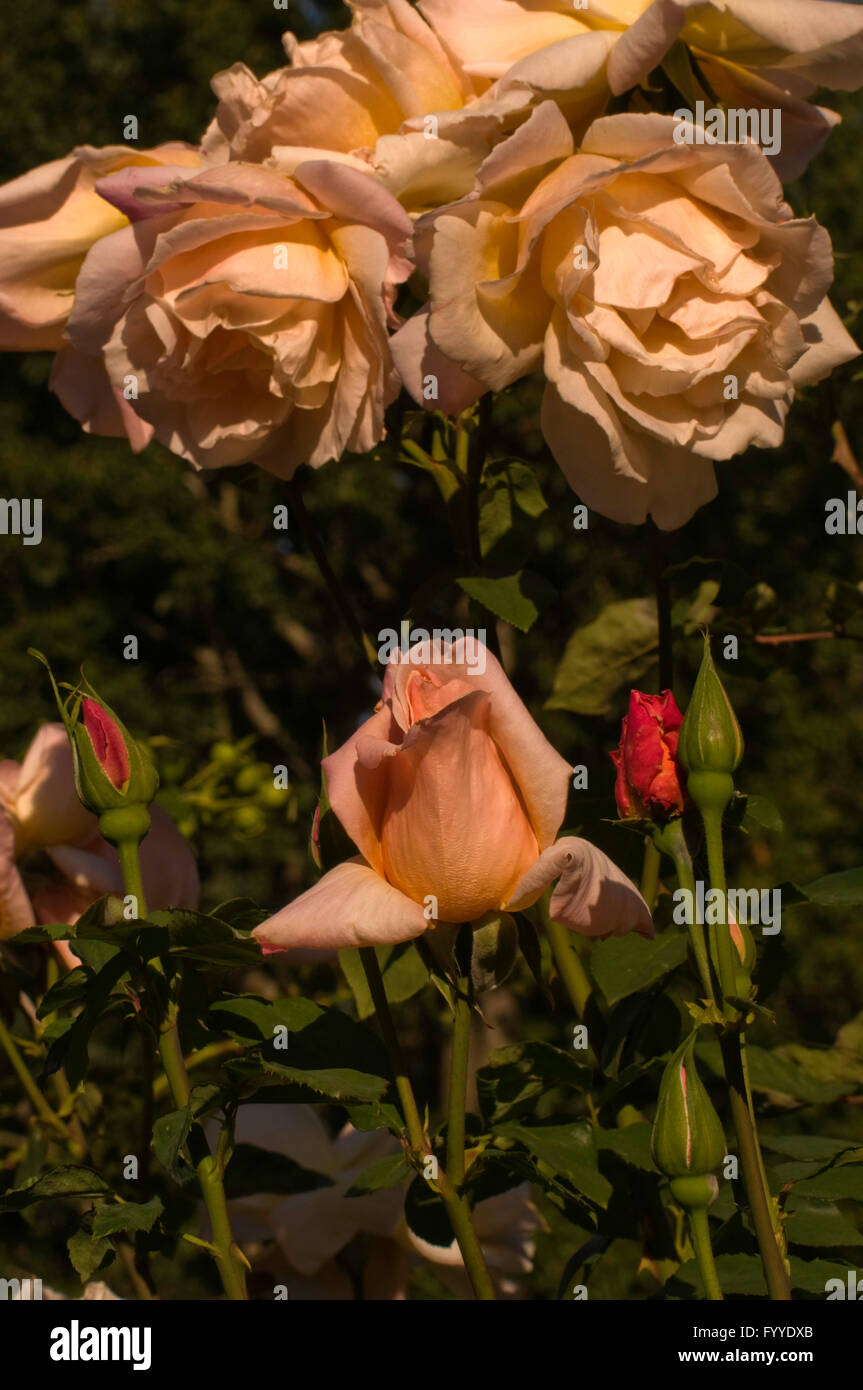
[56,158,412,474]
[0,143,199,350]
[202,0,477,168]
[418,0,863,178]
[392,104,858,530]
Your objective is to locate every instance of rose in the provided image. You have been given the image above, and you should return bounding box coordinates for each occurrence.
[253,637,651,953]
[419,0,863,180]
[55,158,412,474]
[392,105,858,529]
[203,0,477,168]
[0,723,198,945]
[607,0,863,180]
[0,142,200,352]
[611,689,687,822]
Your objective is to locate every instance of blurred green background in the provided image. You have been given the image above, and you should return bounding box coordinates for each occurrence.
[0,0,861,1061]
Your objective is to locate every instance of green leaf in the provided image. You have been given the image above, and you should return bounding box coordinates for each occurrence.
[758,1134,855,1164]
[68,1227,113,1283]
[43,952,132,1087]
[791,1163,863,1202]
[0,1165,110,1212]
[546,597,658,715]
[782,867,863,908]
[742,795,784,834]
[697,1039,847,1105]
[494,1121,612,1208]
[211,996,390,1104]
[591,930,688,1007]
[91,1197,163,1238]
[594,1122,659,1174]
[478,458,547,570]
[785,1202,863,1248]
[339,942,429,1020]
[210,898,270,933]
[147,909,262,967]
[224,1143,334,1199]
[152,1107,193,1184]
[677,1253,860,1296]
[477,1042,591,1125]
[456,571,556,633]
[345,1152,412,1198]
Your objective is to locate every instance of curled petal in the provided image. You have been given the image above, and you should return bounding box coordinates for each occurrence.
[505,836,653,939]
[252,857,429,954]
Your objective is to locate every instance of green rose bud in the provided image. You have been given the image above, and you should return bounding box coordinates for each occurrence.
[679,633,744,819]
[651,1032,726,1182]
[31,650,158,837]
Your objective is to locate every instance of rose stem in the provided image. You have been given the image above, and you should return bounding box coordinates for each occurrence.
[116,838,248,1301]
[689,1206,723,1301]
[444,956,497,1300]
[0,1013,73,1146]
[283,476,377,670]
[359,946,496,1300]
[359,947,427,1153]
[544,916,592,1019]
[701,816,790,1301]
[658,818,714,1002]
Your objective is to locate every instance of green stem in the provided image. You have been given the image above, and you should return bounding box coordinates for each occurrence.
[443,963,496,1300]
[720,1034,790,1300]
[0,1014,72,1146]
[544,916,593,1019]
[120,837,248,1300]
[359,948,427,1154]
[701,811,739,1016]
[358,947,495,1300]
[699,815,790,1299]
[659,818,714,1002]
[688,1206,723,1301]
[447,974,472,1187]
[640,839,662,914]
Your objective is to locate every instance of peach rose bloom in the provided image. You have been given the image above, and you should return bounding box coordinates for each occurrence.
[202,0,478,168]
[253,638,651,953]
[0,723,199,945]
[420,0,863,179]
[57,158,412,473]
[0,143,200,350]
[392,105,858,530]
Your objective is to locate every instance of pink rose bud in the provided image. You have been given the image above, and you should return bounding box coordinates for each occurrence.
[82,699,130,791]
[611,689,687,822]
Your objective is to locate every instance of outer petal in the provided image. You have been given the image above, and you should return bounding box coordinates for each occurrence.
[251,857,429,953]
[12,724,96,854]
[0,811,35,939]
[505,836,653,938]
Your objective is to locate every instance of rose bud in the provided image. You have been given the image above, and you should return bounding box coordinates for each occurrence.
[611,689,686,823]
[678,633,744,818]
[31,651,158,843]
[651,1033,726,1190]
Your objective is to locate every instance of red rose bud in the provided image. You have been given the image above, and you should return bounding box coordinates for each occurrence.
[82,699,130,791]
[30,650,158,838]
[611,689,686,822]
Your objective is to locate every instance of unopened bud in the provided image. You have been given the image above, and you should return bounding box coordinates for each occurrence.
[651,1033,726,1182]
[678,633,743,816]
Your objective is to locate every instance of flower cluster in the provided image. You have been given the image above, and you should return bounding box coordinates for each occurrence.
[0,0,859,526]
